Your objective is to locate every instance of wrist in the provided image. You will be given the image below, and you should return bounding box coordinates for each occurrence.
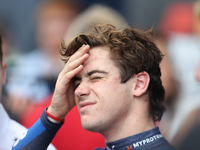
[46,108,64,123]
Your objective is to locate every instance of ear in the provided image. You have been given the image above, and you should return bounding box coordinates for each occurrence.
[133,71,150,97]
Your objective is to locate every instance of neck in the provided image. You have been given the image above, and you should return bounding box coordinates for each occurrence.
[102,101,155,143]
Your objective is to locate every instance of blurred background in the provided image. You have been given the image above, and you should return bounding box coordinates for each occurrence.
[0,0,196,52]
[0,0,200,149]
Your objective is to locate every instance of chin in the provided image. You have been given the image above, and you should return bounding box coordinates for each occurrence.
[82,123,97,132]
[81,120,104,133]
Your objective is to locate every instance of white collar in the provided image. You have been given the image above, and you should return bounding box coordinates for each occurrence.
[0,103,11,136]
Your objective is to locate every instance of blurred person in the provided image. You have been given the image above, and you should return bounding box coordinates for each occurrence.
[5,0,81,121]
[177,3,200,149]
[0,20,24,121]
[0,35,56,150]
[12,23,176,150]
[177,2,200,149]
[19,4,127,149]
[177,59,200,150]
[0,21,13,59]
[158,1,200,147]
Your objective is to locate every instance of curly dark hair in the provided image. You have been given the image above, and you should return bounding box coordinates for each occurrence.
[60,23,165,122]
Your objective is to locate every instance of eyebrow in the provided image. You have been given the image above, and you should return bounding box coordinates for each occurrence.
[86,70,108,77]
[74,70,108,81]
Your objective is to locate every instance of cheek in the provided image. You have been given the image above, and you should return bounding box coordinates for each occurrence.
[75,97,79,106]
[93,77,120,94]
[94,78,123,106]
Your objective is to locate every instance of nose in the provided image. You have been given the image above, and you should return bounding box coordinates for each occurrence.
[75,81,90,98]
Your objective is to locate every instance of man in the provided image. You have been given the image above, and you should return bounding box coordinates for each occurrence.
[0,36,56,149]
[18,4,126,149]
[12,23,176,150]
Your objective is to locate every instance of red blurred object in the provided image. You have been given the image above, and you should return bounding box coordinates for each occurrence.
[20,93,105,150]
[159,2,194,37]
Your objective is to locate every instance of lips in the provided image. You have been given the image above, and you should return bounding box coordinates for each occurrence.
[79,101,96,112]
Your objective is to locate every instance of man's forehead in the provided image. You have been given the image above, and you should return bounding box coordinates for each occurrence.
[84,46,110,64]
[89,46,110,54]
[76,47,113,78]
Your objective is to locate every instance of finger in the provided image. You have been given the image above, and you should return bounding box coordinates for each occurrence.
[60,53,89,78]
[56,65,83,94]
[67,53,89,72]
[59,44,89,77]
[67,44,90,64]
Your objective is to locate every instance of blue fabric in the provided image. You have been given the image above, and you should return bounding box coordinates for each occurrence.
[11,109,63,150]
[11,109,175,150]
[96,127,176,150]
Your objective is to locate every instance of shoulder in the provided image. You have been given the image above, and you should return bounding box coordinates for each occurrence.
[0,104,27,137]
[9,119,27,138]
[0,118,27,149]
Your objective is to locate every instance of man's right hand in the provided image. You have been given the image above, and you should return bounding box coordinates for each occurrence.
[47,44,90,121]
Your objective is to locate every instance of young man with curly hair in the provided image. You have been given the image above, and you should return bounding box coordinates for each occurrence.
[12,24,175,150]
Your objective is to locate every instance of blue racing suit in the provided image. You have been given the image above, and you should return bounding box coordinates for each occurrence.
[11,109,176,150]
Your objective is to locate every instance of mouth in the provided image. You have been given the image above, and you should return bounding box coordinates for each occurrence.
[79,101,96,112]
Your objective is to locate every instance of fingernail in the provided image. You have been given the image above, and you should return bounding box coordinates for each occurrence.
[81,44,85,48]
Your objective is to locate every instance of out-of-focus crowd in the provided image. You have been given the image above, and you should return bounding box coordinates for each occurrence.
[0,0,200,149]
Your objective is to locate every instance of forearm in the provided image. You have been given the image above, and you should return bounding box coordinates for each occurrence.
[11,109,63,150]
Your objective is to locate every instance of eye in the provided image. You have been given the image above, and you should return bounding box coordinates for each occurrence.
[74,84,80,89]
[91,77,102,80]
[74,81,81,89]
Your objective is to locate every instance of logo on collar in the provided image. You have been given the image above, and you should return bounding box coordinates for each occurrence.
[126,134,163,150]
